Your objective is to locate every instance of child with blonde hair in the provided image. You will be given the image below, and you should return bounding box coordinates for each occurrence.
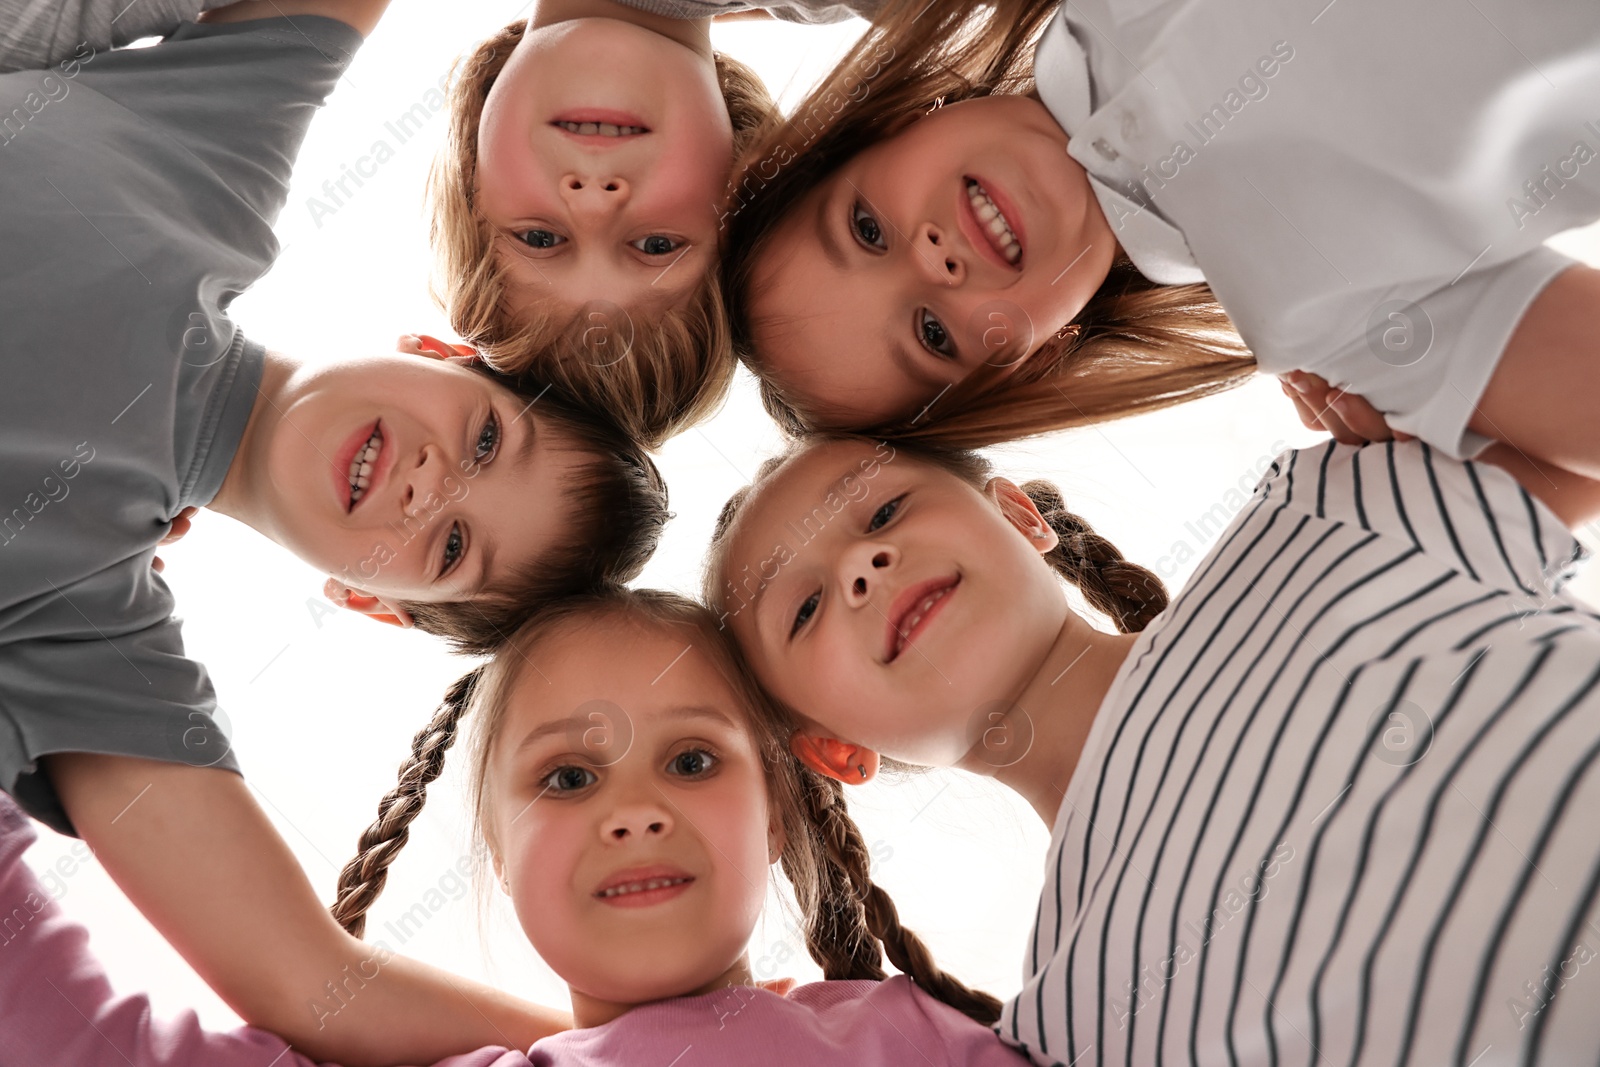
[430,0,880,448]
[0,588,1028,1066]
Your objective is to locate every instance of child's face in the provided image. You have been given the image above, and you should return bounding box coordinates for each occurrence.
[487,620,779,1008]
[749,97,1118,428]
[719,440,1068,766]
[257,350,590,603]
[476,18,734,318]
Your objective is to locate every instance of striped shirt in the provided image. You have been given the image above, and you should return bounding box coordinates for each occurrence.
[1000,440,1600,1067]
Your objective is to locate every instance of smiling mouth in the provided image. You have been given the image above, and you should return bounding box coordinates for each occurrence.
[965,178,1022,266]
[553,121,648,137]
[886,577,961,663]
[596,875,693,899]
[347,424,383,510]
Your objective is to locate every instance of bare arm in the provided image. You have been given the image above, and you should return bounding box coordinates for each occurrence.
[1470,263,1600,482]
[44,753,569,1067]
[197,0,393,35]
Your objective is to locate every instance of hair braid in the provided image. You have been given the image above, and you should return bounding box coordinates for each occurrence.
[330,668,480,937]
[786,765,1003,1026]
[1022,480,1167,633]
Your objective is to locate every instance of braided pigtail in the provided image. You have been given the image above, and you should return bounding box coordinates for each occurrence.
[1023,480,1167,633]
[784,765,1003,1025]
[330,668,481,937]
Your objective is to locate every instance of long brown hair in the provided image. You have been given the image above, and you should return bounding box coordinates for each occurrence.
[703,436,1168,637]
[720,0,1254,449]
[329,588,1002,1024]
[430,19,780,448]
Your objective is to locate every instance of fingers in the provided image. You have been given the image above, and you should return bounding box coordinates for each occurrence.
[158,506,199,546]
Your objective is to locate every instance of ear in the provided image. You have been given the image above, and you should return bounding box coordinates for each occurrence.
[490,850,512,896]
[323,577,415,629]
[789,732,879,785]
[397,333,479,362]
[767,805,787,865]
[986,477,1058,554]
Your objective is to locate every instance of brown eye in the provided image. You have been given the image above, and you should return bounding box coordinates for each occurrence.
[851,202,885,249]
[669,749,717,777]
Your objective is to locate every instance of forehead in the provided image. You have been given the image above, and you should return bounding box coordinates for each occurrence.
[502,616,742,728]
[726,440,907,554]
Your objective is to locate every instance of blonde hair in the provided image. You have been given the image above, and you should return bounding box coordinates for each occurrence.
[430,20,780,448]
[720,0,1255,449]
[329,587,1002,1024]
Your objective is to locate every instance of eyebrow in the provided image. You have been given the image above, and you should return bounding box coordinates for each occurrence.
[814,187,848,271]
[512,703,739,758]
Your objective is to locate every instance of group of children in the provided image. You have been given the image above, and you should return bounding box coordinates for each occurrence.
[5,0,1600,1064]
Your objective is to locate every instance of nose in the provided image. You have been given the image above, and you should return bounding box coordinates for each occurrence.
[561,173,630,222]
[841,541,897,604]
[913,221,964,286]
[600,801,674,843]
[400,443,450,513]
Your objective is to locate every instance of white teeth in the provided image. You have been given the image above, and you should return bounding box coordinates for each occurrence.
[557,121,646,137]
[598,876,691,898]
[966,179,1022,265]
[894,587,952,657]
[347,427,383,506]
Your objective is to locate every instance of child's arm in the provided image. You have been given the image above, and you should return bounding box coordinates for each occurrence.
[0,793,530,1067]
[1471,263,1600,483]
[197,0,393,35]
[43,753,569,1067]
[1283,371,1600,530]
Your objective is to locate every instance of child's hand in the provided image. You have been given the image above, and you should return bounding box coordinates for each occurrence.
[153,506,198,574]
[1279,371,1414,446]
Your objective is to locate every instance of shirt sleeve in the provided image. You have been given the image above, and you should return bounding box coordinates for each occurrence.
[0,559,242,840]
[0,0,230,72]
[1259,245,1577,462]
[72,15,363,233]
[0,794,532,1067]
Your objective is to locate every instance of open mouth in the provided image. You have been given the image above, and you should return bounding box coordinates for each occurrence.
[346,424,383,511]
[553,120,648,137]
[965,178,1022,267]
[885,576,961,663]
[594,866,695,908]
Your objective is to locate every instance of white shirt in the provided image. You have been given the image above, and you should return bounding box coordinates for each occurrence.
[1000,440,1600,1066]
[1034,0,1600,457]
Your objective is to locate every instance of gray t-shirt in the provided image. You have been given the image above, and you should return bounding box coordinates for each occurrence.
[0,0,232,71]
[0,16,361,836]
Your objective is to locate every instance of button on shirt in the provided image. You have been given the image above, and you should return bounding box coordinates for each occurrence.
[1035,0,1600,457]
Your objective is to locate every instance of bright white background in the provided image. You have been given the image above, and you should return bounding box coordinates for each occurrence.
[21,0,1600,1042]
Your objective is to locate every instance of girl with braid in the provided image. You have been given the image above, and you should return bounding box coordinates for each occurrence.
[0,587,1029,1066]
[709,434,1600,1065]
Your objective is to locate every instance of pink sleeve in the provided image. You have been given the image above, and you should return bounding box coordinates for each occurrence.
[899,981,1033,1067]
[0,795,527,1067]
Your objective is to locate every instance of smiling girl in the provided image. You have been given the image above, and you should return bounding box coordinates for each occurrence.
[1,589,1027,1066]
[431,0,874,447]
[709,434,1600,1064]
[722,0,1600,476]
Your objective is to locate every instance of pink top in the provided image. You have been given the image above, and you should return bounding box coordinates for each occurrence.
[0,794,1026,1067]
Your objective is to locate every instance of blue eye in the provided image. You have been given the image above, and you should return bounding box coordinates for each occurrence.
[868,496,903,532]
[851,202,885,250]
[517,229,565,249]
[475,412,501,464]
[543,765,598,793]
[791,592,819,638]
[918,311,955,359]
[669,749,718,777]
[440,523,465,576]
[631,235,682,256]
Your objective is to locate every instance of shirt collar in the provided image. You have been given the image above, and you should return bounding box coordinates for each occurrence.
[1034,8,1205,286]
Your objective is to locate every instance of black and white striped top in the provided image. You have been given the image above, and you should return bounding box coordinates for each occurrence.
[1000,441,1600,1067]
